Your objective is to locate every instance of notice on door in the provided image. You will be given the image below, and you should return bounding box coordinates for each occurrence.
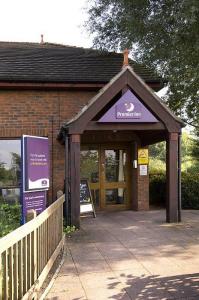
[140,165,148,176]
[138,149,149,164]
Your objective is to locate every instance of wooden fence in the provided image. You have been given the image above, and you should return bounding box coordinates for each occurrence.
[0,194,65,300]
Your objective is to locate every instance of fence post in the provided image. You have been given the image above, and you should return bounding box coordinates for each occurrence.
[26,209,38,297]
[26,210,37,223]
[0,253,2,300]
[0,196,65,300]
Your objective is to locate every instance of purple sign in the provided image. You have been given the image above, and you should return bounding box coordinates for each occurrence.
[24,136,50,191]
[98,89,158,123]
[21,135,50,223]
[23,191,46,216]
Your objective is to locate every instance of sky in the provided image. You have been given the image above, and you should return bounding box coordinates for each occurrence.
[0,0,168,99]
[0,0,191,133]
[0,0,91,47]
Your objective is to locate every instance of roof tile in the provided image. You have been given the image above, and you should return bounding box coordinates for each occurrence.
[0,41,162,84]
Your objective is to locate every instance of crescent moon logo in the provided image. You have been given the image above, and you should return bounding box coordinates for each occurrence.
[125,102,134,112]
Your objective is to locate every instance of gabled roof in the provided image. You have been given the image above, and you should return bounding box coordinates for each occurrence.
[59,66,184,137]
[0,41,162,85]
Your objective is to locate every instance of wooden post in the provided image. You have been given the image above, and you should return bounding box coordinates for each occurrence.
[57,190,63,199]
[131,141,138,210]
[178,133,182,222]
[26,210,36,222]
[166,133,179,222]
[69,134,80,229]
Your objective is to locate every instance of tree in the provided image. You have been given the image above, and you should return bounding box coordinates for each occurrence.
[86,0,199,127]
[192,129,199,161]
[0,162,8,184]
[149,142,165,163]
[149,132,196,173]
[10,153,21,185]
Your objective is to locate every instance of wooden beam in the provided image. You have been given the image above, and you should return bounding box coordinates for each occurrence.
[131,141,139,210]
[140,131,167,146]
[166,133,179,222]
[0,82,104,90]
[68,71,128,134]
[81,131,140,144]
[0,80,161,91]
[0,196,65,253]
[69,134,80,228]
[85,121,165,131]
[127,69,182,132]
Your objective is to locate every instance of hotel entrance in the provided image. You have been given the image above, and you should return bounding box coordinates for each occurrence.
[80,144,131,211]
[59,66,184,228]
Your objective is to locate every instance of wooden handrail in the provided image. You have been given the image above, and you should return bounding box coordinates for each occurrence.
[0,194,65,300]
[0,195,64,253]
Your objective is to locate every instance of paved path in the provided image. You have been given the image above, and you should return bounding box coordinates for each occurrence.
[46,210,199,300]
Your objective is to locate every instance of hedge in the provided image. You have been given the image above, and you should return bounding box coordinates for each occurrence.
[181,173,199,209]
[149,173,166,207]
[149,172,199,209]
[0,202,21,237]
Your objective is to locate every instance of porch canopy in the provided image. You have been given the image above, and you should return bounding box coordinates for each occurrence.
[58,66,185,228]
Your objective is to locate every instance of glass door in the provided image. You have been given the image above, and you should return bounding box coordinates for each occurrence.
[100,145,130,209]
[80,147,100,209]
[80,144,130,210]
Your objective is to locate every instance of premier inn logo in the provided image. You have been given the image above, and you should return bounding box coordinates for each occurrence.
[116,102,142,119]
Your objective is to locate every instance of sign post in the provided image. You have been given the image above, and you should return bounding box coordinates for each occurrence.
[21,135,50,223]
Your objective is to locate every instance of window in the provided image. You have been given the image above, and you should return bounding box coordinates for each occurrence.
[0,140,21,204]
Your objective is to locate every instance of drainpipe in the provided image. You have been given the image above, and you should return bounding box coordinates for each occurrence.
[64,133,69,226]
[50,116,54,203]
[178,132,182,222]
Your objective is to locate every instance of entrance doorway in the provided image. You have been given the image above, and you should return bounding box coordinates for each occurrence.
[80,144,131,210]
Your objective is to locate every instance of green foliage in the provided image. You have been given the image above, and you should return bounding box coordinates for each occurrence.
[149,142,166,163]
[191,128,199,163]
[149,142,166,174]
[80,150,99,182]
[63,225,76,235]
[149,172,199,209]
[180,132,198,172]
[0,201,21,237]
[86,0,199,128]
[181,172,199,208]
[0,162,11,184]
[149,132,199,208]
[149,158,166,174]
[149,172,166,207]
[0,151,21,186]
[149,132,199,173]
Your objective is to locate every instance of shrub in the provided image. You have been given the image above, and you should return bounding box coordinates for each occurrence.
[149,172,199,209]
[149,172,166,207]
[63,225,76,235]
[181,172,199,209]
[0,202,21,237]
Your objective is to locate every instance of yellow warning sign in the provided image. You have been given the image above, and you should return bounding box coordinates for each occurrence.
[138,149,149,164]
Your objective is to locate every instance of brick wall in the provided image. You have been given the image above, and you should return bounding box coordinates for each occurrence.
[137,167,149,210]
[0,88,150,209]
[137,147,149,210]
[0,89,96,202]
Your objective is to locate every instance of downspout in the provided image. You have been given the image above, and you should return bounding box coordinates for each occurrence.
[178,132,182,222]
[51,116,54,204]
[64,132,70,226]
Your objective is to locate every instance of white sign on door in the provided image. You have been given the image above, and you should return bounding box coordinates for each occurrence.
[140,165,148,176]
